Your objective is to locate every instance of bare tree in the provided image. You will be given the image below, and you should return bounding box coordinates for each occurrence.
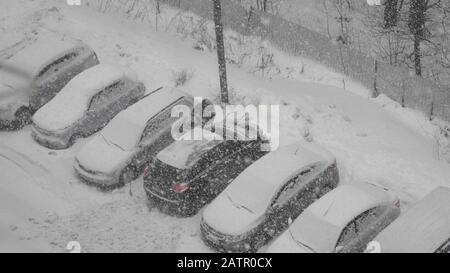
[213,0,229,104]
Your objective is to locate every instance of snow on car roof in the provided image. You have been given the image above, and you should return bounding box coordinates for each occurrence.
[32,64,137,132]
[156,127,223,170]
[289,183,395,252]
[156,112,264,170]
[223,141,335,215]
[98,87,189,151]
[373,186,450,253]
[3,33,84,77]
[115,87,188,128]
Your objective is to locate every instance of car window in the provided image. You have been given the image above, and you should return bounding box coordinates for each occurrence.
[335,207,380,248]
[354,206,384,233]
[36,51,78,79]
[188,140,243,180]
[336,221,357,249]
[88,80,125,112]
[271,164,318,208]
[139,98,194,145]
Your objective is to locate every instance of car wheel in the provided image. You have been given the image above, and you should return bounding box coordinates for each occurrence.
[14,106,32,128]
[119,166,137,186]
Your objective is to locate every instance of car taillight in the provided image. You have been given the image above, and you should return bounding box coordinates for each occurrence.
[143,166,150,178]
[173,182,190,193]
[394,199,401,208]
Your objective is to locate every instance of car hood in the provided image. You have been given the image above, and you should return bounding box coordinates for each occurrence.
[76,134,134,175]
[32,92,87,132]
[0,69,30,98]
[203,193,265,236]
[0,82,16,100]
[266,232,313,253]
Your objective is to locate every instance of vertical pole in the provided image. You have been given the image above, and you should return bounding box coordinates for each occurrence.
[213,0,229,104]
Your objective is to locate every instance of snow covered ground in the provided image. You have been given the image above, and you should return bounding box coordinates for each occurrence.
[0,0,449,252]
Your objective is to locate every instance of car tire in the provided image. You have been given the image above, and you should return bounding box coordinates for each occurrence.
[14,106,32,129]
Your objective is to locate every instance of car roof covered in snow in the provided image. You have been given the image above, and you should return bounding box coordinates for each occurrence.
[203,142,336,235]
[115,87,189,128]
[373,186,450,253]
[156,127,223,170]
[96,87,190,151]
[32,64,138,132]
[156,113,264,170]
[289,183,396,253]
[1,33,86,77]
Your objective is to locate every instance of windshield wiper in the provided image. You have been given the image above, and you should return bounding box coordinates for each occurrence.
[101,133,125,152]
[288,228,316,253]
[227,195,256,214]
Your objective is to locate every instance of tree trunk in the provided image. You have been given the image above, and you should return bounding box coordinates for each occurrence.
[413,34,422,76]
[408,0,426,76]
[213,0,229,104]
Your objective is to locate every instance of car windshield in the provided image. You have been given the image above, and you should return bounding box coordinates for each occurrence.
[289,210,342,253]
[225,175,279,216]
[100,115,143,151]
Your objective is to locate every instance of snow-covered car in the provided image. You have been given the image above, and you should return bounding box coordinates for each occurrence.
[0,34,99,129]
[74,87,213,188]
[266,183,401,253]
[200,142,339,253]
[31,64,145,149]
[371,186,450,253]
[143,125,270,217]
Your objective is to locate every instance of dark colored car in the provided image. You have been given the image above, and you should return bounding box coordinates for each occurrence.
[143,126,269,217]
[200,142,340,252]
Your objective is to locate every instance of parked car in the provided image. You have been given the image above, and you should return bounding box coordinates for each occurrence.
[74,87,213,188]
[266,183,400,253]
[143,122,270,217]
[371,186,450,253]
[0,33,99,129]
[31,64,145,149]
[200,141,340,252]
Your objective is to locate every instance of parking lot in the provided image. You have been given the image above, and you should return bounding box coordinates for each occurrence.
[1,0,449,253]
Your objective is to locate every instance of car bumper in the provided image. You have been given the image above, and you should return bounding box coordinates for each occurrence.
[200,220,257,253]
[144,184,198,217]
[73,162,119,188]
[31,125,71,149]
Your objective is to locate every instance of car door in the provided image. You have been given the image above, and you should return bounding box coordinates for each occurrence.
[334,219,358,253]
[32,51,80,109]
[273,163,328,211]
[200,140,251,195]
[335,207,386,253]
[266,163,334,236]
[109,78,144,115]
[83,79,125,134]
